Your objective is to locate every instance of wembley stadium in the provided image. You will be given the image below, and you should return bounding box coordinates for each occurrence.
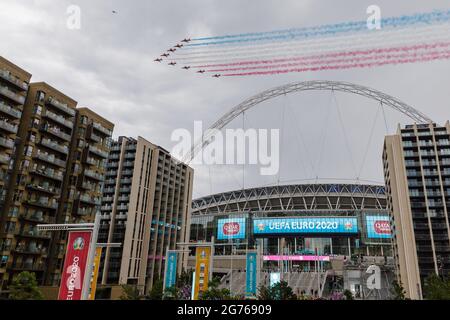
[187,183,396,299]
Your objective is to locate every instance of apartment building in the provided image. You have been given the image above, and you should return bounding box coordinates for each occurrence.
[44,107,114,286]
[97,136,194,296]
[383,122,450,299]
[0,57,32,287]
[0,56,114,293]
[0,81,78,289]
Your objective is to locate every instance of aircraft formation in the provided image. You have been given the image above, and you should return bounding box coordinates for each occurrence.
[154,38,222,78]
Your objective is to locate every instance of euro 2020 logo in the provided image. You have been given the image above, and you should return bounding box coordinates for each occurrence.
[73,237,85,250]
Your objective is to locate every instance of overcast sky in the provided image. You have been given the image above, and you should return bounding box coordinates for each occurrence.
[1,0,450,198]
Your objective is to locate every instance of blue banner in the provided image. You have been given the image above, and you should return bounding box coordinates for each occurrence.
[253,217,358,235]
[246,252,257,297]
[217,218,246,240]
[366,215,391,239]
[164,251,177,289]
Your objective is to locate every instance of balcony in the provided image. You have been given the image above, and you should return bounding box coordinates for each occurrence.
[85,156,97,166]
[26,183,60,195]
[0,153,10,164]
[10,262,46,271]
[40,138,69,155]
[34,152,66,168]
[30,168,64,181]
[107,162,118,168]
[0,69,28,91]
[120,178,132,184]
[0,101,22,119]
[92,122,112,136]
[0,119,18,134]
[0,136,14,149]
[46,97,76,117]
[104,178,115,185]
[78,193,101,205]
[109,154,120,160]
[121,169,133,176]
[89,145,108,158]
[106,170,117,177]
[0,85,25,104]
[125,144,136,151]
[103,187,115,194]
[117,204,128,211]
[88,132,101,143]
[25,199,58,210]
[84,169,104,181]
[77,208,94,216]
[12,247,47,256]
[43,110,74,129]
[16,230,51,240]
[80,181,96,190]
[41,125,71,142]
[123,161,134,167]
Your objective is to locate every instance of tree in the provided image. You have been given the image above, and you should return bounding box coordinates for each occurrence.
[199,277,232,300]
[177,270,192,287]
[8,271,43,300]
[343,289,354,300]
[148,278,164,300]
[423,273,450,300]
[163,286,179,300]
[257,281,297,300]
[119,284,144,300]
[391,280,407,300]
[257,284,271,300]
[270,281,297,300]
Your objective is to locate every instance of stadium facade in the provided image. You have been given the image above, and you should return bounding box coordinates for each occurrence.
[188,183,395,299]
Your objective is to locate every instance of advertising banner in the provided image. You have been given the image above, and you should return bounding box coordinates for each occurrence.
[164,251,178,289]
[262,255,330,262]
[245,252,257,297]
[58,231,93,300]
[366,215,391,239]
[217,217,246,240]
[253,217,358,236]
[193,246,211,300]
[88,246,102,300]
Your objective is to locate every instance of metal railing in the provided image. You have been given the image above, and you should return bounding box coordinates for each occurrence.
[0,101,22,118]
[47,97,75,116]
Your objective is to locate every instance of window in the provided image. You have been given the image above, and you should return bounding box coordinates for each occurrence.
[35,91,45,103]
[32,118,40,128]
[1,255,8,268]
[25,146,33,157]
[33,104,42,115]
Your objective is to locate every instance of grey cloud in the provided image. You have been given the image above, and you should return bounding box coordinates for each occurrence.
[1,0,449,198]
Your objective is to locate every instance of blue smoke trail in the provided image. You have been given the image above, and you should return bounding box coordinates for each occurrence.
[187,9,450,47]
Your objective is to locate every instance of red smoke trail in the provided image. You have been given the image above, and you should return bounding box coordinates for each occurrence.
[206,49,449,73]
[222,51,450,76]
[192,41,450,69]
